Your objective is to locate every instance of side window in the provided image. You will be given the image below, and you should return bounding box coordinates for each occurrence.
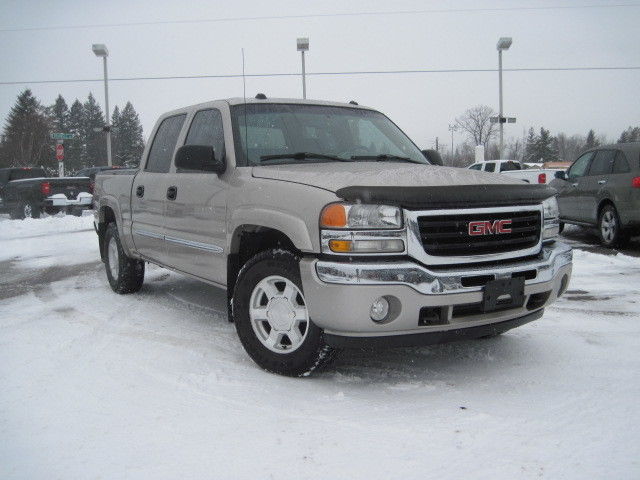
[184,109,225,160]
[587,150,614,176]
[145,114,186,173]
[469,164,482,171]
[484,162,496,172]
[568,152,594,180]
[612,151,631,174]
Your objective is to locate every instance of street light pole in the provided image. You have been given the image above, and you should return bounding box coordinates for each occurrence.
[297,37,309,99]
[496,37,512,160]
[448,124,457,158]
[92,44,112,166]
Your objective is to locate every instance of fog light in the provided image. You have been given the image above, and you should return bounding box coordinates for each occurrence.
[370,297,390,322]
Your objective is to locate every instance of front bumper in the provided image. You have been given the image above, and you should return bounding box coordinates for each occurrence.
[44,192,93,208]
[299,242,572,339]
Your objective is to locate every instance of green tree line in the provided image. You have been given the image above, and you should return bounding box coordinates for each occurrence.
[0,89,145,172]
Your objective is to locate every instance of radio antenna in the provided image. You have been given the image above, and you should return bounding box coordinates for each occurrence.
[242,48,249,165]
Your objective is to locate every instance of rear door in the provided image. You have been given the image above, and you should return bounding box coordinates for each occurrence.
[162,107,228,285]
[607,150,634,221]
[580,150,615,223]
[555,151,594,221]
[131,114,186,264]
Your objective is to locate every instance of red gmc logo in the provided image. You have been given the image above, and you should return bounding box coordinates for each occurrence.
[468,219,512,236]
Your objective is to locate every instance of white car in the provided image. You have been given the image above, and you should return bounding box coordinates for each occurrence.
[468,160,556,184]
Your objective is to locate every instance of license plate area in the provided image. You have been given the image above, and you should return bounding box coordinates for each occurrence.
[482,277,525,312]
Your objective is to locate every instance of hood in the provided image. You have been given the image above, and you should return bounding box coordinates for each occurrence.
[251,162,522,193]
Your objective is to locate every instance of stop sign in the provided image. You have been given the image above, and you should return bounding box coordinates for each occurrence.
[56,144,64,161]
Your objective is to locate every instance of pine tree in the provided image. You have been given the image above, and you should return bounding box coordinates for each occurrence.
[0,89,52,168]
[115,102,145,166]
[83,93,107,166]
[618,126,640,143]
[110,106,122,165]
[535,127,558,162]
[524,127,538,163]
[49,94,69,133]
[585,129,599,149]
[65,99,85,172]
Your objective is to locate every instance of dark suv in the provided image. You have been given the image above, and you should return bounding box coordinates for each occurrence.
[551,142,640,247]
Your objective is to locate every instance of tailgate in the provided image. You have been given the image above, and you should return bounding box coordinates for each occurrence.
[46,177,91,199]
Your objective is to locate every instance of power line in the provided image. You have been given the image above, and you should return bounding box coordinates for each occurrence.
[0,66,638,86]
[1,3,639,33]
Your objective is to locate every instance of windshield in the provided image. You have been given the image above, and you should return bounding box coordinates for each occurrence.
[230,103,427,166]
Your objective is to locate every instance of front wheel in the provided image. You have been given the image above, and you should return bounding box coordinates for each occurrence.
[232,250,335,376]
[104,223,145,294]
[598,204,628,248]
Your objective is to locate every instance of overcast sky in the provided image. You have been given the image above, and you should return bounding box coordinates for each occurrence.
[1,0,639,153]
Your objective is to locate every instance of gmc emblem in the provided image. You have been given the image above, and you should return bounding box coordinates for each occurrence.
[468,219,512,236]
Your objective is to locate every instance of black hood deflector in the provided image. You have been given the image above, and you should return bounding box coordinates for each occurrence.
[336,184,556,209]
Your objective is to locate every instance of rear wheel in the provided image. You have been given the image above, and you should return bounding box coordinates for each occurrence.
[232,249,335,376]
[104,223,145,294]
[11,202,40,219]
[598,204,628,248]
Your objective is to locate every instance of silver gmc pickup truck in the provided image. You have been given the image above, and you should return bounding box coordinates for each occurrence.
[93,97,573,376]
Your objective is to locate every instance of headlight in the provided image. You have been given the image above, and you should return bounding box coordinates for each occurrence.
[542,196,559,241]
[320,203,402,229]
[542,196,559,219]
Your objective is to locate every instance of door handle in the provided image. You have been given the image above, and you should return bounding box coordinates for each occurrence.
[136,185,144,198]
[598,180,607,185]
[167,186,177,200]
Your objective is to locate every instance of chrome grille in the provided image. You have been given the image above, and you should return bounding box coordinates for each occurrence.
[417,210,541,257]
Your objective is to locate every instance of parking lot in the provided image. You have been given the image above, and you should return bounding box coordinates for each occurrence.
[1,214,639,479]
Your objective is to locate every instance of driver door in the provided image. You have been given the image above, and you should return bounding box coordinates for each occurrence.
[555,151,594,221]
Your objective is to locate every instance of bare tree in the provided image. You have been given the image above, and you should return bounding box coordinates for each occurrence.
[455,105,497,147]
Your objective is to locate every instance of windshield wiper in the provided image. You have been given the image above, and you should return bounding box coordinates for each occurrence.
[350,154,416,163]
[259,152,351,163]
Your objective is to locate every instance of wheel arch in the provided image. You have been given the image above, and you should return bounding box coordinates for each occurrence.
[227,224,301,317]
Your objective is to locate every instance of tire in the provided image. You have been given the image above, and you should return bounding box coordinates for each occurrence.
[598,204,628,248]
[232,249,335,377]
[44,206,62,216]
[104,223,145,294]
[12,201,40,219]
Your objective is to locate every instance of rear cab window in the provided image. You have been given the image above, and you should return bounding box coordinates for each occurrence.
[9,168,46,181]
[145,114,187,173]
[484,162,496,172]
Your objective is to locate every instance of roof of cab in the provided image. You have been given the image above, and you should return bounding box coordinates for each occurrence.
[159,97,376,118]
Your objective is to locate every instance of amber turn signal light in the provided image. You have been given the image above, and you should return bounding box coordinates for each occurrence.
[320,204,347,228]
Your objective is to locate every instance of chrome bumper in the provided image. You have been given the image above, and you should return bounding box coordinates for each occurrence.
[314,242,572,295]
[299,242,572,337]
[45,192,93,207]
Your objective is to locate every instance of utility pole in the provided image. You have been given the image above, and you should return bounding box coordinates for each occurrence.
[435,137,439,152]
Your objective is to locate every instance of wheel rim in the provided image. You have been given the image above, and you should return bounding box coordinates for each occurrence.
[601,210,617,243]
[249,275,309,353]
[24,204,32,217]
[107,237,119,279]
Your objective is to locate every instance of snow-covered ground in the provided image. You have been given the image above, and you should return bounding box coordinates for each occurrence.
[1,214,639,479]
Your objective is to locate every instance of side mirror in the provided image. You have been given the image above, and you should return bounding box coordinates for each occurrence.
[175,145,225,174]
[554,170,567,181]
[422,149,443,166]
